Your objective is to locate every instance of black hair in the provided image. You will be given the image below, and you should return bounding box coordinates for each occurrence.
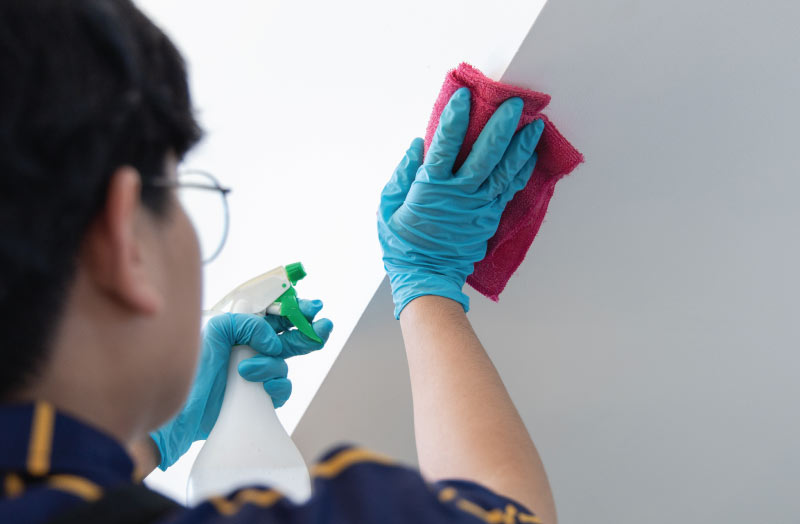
[0,0,203,399]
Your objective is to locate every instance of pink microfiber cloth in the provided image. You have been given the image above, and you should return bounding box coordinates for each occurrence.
[424,62,584,301]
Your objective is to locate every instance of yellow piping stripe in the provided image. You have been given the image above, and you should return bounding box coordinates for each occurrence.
[456,498,499,522]
[312,448,394,478]
[27,402,55,476]
[519,513,543,524]
[4,473,25,498]
[444,487,542,524]
[47,474,103,502]
[209,448,395,516]
[503,504,518,524]
[209,488,282,516]
[439,486,458,502]
[205,448,542,523]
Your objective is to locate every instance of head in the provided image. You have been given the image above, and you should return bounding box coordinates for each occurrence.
[0,0,205,440]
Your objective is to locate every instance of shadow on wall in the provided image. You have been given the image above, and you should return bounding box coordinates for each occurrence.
[292,277,418,467]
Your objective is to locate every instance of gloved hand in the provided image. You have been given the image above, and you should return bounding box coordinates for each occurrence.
[150,299,333,470]
[377,87,544,318]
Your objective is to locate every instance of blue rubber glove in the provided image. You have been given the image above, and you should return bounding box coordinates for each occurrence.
[377,87,544,318]
[149,299,333,470]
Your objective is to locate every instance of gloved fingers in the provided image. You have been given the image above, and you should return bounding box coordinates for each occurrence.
[379,138,424,222]
[457,97,524,192]
[424,87,471,179]
[226,313,283,356]
[264,378,292,408]
[264,299,324,334]
[238,354,289,382]
[239,357,292,408]
[203,313,241,353]
[203,312,277,357]
[277,318,333,358]
[482,120,543,199]
[499,152,538,206]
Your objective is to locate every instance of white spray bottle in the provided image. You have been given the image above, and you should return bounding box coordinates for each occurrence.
[186,262,321,506]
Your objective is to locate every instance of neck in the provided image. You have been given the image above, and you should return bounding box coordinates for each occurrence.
[13,375,141,447]
[11,280,159,448]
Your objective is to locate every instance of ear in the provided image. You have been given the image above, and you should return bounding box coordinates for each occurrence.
[81,166,164,315]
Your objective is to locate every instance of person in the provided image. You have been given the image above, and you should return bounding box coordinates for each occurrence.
[0,1,556,523]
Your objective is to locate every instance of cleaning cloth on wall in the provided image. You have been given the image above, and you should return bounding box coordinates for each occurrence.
[424,62,583,301]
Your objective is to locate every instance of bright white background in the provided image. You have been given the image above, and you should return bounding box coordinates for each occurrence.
[135,0,547,502]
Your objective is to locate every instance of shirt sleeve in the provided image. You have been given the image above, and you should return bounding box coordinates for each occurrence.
[431,478,542,524]
[171,446,541,524]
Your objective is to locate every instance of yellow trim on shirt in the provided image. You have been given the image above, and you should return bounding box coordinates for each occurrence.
[457,497,501,522]
[204,448,542,524]
[209,448,394,516]
[503,504,519,524]
[27,402,55,476]
[518,512,543,524]
[442,487,542,524]
[4,473,25,498]
[439,486,458,502]
[312,448,394,478]
[209,488,283,516]
[47,474,103,502]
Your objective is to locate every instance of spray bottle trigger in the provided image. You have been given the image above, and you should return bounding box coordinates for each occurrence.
[275,287,323,344]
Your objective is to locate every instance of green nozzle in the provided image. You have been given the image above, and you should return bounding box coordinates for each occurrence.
[285,262,307,285]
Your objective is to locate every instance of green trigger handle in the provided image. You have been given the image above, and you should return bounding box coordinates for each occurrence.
[275,263,323,344]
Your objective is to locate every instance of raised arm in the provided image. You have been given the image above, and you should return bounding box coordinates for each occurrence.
[377,88,556,523]
[401,296,555,523]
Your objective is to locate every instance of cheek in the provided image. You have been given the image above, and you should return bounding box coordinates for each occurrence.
[164,206,203,386]
[179,208,203,315]
[177,207,203,347]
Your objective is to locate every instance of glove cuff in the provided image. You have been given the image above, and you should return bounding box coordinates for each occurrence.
[388,272,470,319]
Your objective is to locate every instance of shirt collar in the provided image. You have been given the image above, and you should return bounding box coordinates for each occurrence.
[0,402,136,486]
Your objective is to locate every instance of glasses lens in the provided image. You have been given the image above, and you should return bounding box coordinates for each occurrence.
[176,171,229,263]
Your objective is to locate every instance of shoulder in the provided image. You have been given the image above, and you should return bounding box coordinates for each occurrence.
[1,472,109,523]
[176,446,540,524]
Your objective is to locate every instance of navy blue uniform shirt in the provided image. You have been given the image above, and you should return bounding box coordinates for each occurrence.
[0,402,541,523]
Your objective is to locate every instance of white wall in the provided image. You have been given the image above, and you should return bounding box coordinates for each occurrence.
[294,1,800,523]
[134,0,546,502]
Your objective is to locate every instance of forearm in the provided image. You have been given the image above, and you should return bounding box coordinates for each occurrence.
[400,295,556,524]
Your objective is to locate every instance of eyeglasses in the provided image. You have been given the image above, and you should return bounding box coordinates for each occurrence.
[147,170,232,264]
